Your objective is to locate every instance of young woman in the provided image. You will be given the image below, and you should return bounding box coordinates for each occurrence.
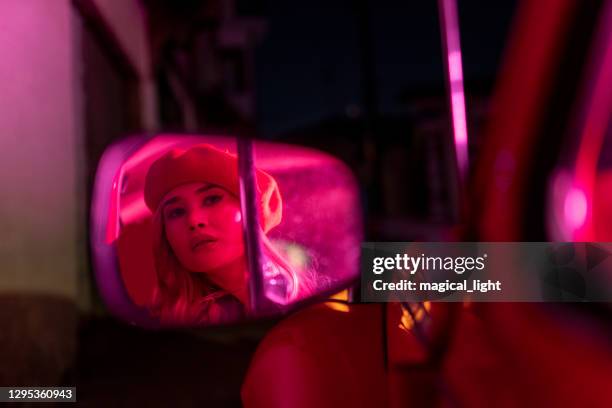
[143,143,304,325]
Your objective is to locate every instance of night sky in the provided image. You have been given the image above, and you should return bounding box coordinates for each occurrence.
[250,0,518,136]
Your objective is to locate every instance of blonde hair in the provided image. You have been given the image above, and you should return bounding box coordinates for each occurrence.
[148,198,305,325]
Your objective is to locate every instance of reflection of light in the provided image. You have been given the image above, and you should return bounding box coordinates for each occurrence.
[330,289,349,301]
[564,187,588,229]
[399,302,431,332]
[325,290,350,312]
[325,302,349,313]
[120,196,150,224]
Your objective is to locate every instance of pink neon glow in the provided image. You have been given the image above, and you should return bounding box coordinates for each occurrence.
[571,0,612,240]
[564,187,588,230]
[234,211,242,223]
[449,50,464,82]
[451,90,468,148]
[440,0,469,178]
[119,194,150,225]
[105,173,122,243]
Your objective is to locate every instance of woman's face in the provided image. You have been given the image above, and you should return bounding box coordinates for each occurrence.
[161,182,244,274]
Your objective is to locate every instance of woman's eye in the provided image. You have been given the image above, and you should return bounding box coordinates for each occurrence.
[203,194,222,206]
[166,207,185,219]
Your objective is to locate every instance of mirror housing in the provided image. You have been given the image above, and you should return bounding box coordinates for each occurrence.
[91,134,363,328]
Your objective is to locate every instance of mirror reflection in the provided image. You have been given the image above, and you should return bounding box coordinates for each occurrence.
[146,142,302,325]
[110,136,362,327]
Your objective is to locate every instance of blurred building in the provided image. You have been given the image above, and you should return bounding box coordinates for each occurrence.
[146,0,266,132]
[275,87,491,241]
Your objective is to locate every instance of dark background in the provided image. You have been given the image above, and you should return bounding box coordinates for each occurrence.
[82,1,518,405]
[0,0,521,405]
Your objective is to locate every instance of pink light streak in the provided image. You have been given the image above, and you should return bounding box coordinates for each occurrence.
[439,0,469,179]
[566,0,612,240]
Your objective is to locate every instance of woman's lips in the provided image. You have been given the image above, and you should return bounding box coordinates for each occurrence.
[191,237,218,251]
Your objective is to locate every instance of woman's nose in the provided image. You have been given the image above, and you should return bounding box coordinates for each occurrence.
[189,222,205,231]
[188,211,207,230]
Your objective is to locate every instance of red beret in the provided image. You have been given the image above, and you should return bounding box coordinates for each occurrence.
[144,143,282,233]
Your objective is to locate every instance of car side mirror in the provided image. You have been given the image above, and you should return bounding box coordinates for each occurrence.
[90,134,362,328]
